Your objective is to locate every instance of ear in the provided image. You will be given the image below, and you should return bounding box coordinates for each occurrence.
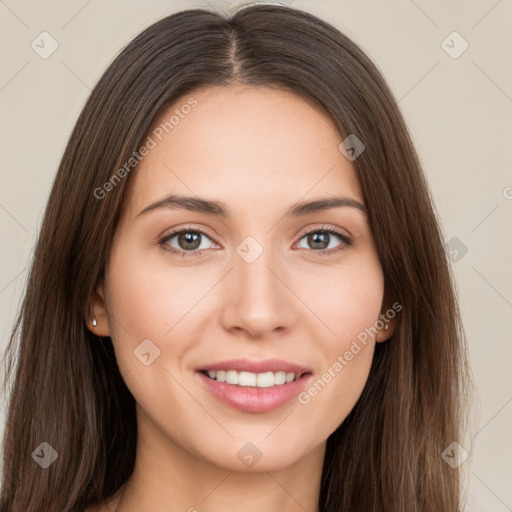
[86,279,111,337]
[375,291,400,343]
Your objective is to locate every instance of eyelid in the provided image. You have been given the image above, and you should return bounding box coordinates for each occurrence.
[159,223,350,243]
[295,223,351,241]
[158,225,219,250]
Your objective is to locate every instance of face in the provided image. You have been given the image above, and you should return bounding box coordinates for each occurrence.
[90,85,396,473]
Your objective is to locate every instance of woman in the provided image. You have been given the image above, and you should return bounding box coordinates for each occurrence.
[0,4,473,511]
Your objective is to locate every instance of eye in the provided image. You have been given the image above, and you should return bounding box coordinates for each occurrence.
[159,227,217,257]
[159,225,351,258]
[295,226,351,256]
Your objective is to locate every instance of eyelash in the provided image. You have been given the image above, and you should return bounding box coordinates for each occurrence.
[158,225,352,258]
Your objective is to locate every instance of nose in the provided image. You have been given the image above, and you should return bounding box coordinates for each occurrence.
[220,243,296,340]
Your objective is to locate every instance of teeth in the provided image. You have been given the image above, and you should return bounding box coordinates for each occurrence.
[239,371,257,386]
[205,370,302,387]
[226,370,238,385]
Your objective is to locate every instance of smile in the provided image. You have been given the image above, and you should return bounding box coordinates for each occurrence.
[195,359,313,413]
[201,369,304,387]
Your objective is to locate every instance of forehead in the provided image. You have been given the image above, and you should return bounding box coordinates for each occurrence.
[124,85,363,219]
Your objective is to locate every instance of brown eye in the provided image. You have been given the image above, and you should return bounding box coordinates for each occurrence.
[160,228,216,257]
[296,227,351,256]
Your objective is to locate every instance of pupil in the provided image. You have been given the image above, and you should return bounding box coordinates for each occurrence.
[309,232,328,249]
[179,232,201,250]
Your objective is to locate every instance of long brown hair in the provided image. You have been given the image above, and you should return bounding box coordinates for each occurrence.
[1,4,473,511]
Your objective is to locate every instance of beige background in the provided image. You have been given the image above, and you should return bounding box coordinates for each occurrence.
[0,1,511,509]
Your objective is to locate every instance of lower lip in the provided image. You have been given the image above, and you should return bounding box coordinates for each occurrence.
[196,371,313,413]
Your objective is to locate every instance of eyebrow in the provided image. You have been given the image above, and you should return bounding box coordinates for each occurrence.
[136,194,367,218]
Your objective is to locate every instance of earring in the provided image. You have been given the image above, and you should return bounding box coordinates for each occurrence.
[91,317,98,327]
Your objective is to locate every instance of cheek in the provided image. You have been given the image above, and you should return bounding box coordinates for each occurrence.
[294,254,383,425]
[104,244,205,412]
[106,242,203,339]
[300,251,384,349]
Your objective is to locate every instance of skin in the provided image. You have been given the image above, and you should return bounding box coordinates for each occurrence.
[86,85,397,512]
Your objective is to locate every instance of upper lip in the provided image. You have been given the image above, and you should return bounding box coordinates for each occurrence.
[197,358,312,375]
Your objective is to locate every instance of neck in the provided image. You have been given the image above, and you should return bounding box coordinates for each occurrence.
[114,409,325,512]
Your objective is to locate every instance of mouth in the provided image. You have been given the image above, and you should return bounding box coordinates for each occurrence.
[199,369,308,387]
[195,359,313,413]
